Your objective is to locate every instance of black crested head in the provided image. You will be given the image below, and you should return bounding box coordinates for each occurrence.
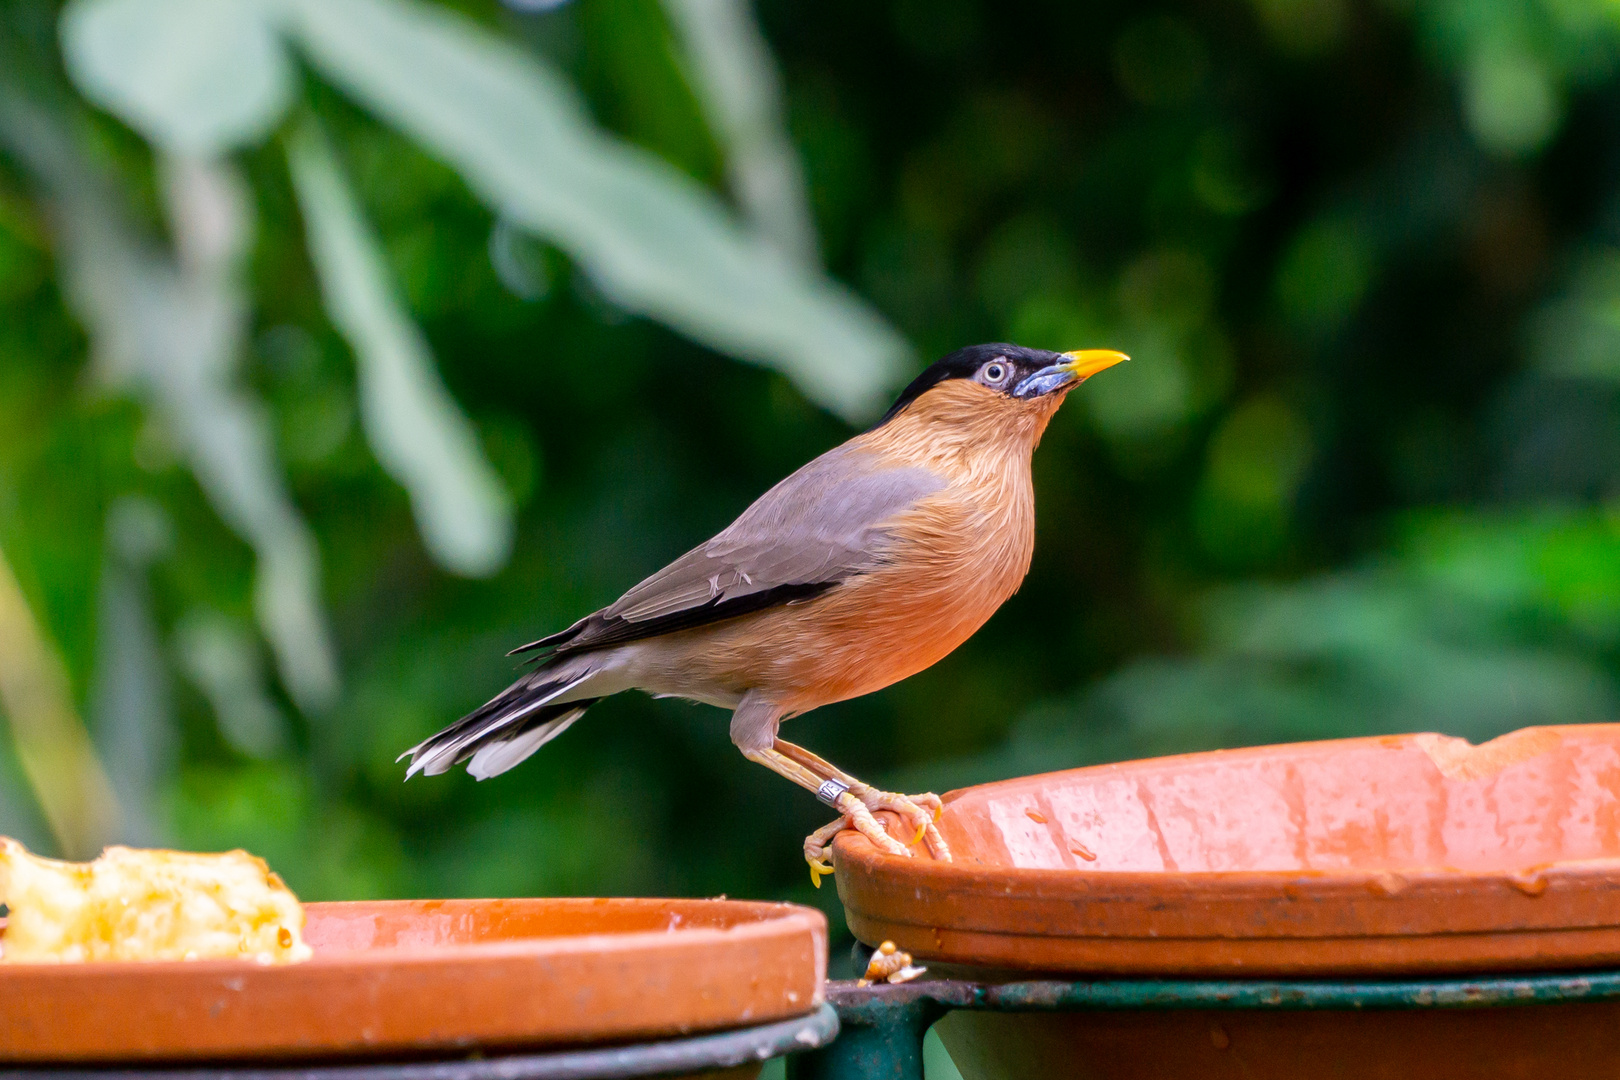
[876,343,1068,426]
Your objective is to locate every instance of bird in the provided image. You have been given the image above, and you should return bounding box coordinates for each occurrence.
[400,343,1128,885]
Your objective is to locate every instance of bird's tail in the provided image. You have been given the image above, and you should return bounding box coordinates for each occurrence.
[399,662,601,781]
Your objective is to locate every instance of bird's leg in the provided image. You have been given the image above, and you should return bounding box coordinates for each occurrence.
[740,745,912,884]
[774,739,952,865]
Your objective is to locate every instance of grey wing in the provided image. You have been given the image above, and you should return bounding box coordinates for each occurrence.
[513,445,946,657]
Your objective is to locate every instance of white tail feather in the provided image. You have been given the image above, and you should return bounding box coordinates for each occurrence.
[404,666,598,779]
[466,708,587,780]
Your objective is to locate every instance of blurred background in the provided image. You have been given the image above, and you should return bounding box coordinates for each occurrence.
[1,0,1619,981]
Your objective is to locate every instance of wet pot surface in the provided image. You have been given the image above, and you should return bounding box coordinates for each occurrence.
[834,724,1620,975]
[0,897,827,1063]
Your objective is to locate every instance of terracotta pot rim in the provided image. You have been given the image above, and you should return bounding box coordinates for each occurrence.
[831,726,1620,975]
[1,915,826,973]
[834,834,1620,891]
[0,897,830,1062]
[929,725,1620,795]
[1,896,823,973]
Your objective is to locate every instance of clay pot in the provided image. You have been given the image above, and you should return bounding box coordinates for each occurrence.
[835,725,1620,976]
[0,897,826,1066]
[832,725,1620,1080]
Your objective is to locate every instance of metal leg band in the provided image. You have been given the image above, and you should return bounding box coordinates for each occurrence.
[816,778,850,807]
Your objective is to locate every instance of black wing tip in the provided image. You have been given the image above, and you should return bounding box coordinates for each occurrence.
[506,616,591,657]
[506,640,548,658]
[556,581,838,655]
[507,581,839,663]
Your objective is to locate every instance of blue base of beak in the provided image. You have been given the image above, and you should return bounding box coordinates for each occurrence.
[1012,365,1079,398]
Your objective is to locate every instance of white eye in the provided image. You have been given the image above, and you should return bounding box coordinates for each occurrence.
[980,361,1010,386]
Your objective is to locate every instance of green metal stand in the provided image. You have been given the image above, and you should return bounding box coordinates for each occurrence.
[787,984,953,1080]
[787,970,1620,1080]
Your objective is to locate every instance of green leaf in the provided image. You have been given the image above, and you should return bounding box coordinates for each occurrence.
[286,118,513,578]
[0,94,339,714]
[89,496,176,845]
[281,0,908,420]
[60,0,292,155]
[661,0,820,265]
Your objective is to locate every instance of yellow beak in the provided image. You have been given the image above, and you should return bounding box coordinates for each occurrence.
[1061,349,1130,380]
[1012,349,1130,398]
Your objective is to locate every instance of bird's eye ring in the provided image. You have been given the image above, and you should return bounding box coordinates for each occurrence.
[981,361,1009,385]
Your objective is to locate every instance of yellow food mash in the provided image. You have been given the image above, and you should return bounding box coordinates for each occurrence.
[0,837,311,963]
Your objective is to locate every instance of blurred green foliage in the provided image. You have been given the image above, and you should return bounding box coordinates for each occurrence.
[0,0,1618,963]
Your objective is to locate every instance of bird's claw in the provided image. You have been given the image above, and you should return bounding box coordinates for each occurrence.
[808,859,834,888]
[837,792,912,857]
[856,788,953,862]
[800,788,953,873]
[804,817,846,886]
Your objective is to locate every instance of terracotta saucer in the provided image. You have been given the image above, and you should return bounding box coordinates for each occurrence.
[0,897,826,1063]
[834,725,1620,976]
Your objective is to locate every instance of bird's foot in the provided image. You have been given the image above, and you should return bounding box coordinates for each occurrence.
[856,786,951,861]
[803,787,952,886]
[804,818,844,888]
